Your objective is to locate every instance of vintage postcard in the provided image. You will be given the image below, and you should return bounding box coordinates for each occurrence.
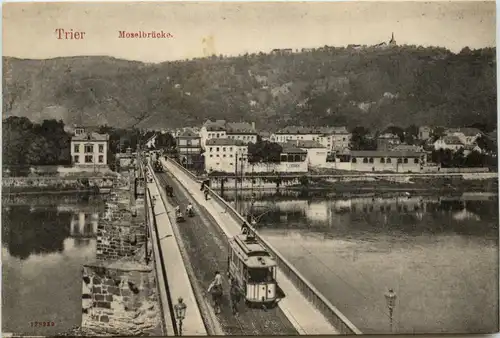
[2,1,498,336]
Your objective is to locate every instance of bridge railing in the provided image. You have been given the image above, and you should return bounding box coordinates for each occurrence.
[167,158,362,335]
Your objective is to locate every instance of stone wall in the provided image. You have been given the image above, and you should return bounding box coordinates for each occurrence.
[81,262,161,336]
[96,173,147,262]
[2,176,115,193]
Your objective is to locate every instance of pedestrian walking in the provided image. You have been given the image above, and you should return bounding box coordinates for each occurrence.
[229,277,242,316]
[207,271,223,314]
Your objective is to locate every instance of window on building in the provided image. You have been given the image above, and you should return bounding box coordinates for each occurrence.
[403,158,408,164]
[397,158,402,163]
[223,147,226,152]
[85,155,93,163]
[84,144,94,153]
[414,158,419,164]
[230,163,233,166]
[210,154,213,158]
[230,154,233,157]
[98,155,104,163]
[216,133,220,138]
[387,158,392,163]
[73,144,80,153]
[380,158,385,163]
[209,147,213,152]
[369,158,374,163]
[352,157,357,163]
[343,137,346,141]
[223,154,226,158]
[73,155,79,163]
[216,147,220,152]
[98,144,104,153]
[363,158,368,163]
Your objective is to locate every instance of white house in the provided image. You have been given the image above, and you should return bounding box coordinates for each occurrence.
[445,128,482,146]
[71,127,109,167]
[226,122,258,144]
[199,120,227,150]
[433,136,464,152]
[270,126,322,143]
[317,127,352,152]
[288,140,328,168]
[204,138,248,173]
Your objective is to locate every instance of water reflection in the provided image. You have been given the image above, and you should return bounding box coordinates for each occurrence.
[2,194,104,335]
[229,191,498,334]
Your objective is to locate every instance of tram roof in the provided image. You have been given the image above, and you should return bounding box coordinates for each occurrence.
[231,234,277,268]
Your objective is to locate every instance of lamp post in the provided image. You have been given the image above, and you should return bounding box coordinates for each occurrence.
[174,297,187,335]
[385,288,397,332]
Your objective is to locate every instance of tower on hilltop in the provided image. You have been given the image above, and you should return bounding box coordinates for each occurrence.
[389,33,397,46]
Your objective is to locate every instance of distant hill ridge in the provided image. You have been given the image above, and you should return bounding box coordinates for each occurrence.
[2,45,496,130]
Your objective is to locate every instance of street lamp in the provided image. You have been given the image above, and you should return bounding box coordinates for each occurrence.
[174,297,187,335]
[385,288,397,332]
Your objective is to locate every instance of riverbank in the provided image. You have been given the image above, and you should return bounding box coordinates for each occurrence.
[2,176,115,195]
[286,176,498,193]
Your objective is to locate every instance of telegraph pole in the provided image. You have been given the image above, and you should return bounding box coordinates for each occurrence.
[234,156,238,212]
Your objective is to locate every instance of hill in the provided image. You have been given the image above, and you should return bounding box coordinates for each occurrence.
[2,45,497,131]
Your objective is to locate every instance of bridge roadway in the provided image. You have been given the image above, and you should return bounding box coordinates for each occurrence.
[158,158,343,335]
[155,170,299,335]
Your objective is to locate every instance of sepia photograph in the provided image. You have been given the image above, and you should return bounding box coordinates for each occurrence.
[2,1,498,336]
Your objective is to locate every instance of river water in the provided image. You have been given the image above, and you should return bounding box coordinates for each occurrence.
[225,190,499,334]
[2,194,104,335]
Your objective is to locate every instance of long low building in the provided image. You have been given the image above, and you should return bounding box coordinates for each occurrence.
[324,150,427,172]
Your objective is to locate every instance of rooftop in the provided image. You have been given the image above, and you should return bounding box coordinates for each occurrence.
[446,128,482,137]
[72,131,109,142]
[279,142,307,154]
[203,119,226,131]
[206,138,247,146]
[439,136,464,145]
[288,140,326,148]
[350,150,425,157]
[178,129,199,138]
[276,126,322,134]
[391,144,424,152]
[226,122,256,134]
[378,133,400,139]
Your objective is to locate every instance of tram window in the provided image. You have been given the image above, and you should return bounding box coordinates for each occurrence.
[248,268,274,283]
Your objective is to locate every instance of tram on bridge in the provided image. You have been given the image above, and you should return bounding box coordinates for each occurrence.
[227,229,278,305]
[153,160,163,173]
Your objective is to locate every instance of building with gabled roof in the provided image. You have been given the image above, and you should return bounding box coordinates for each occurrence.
[71,127,109,168]
[204,138,248,173]
[445,128,482,146]
[200,119,257,149]
[434,136,464,152]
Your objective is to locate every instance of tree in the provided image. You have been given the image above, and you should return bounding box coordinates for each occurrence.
[351,127,376,150]
[476,135,496,154]
[404,125,419,145]
[248,140,282,163]
[384,126,405,142]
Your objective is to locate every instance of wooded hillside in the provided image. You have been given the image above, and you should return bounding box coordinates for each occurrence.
[3,45,496,131]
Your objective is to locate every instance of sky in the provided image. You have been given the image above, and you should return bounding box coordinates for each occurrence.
[2,1,497,63]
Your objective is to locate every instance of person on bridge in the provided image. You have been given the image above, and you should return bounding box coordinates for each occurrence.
[174,205,181,214]
[241,222,249,234]
[229,277,242,316]
[207,271,223,314]
[186,203,193,214]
